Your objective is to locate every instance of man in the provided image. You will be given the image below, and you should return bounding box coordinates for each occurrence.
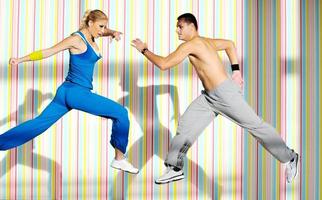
[131,13,298,184]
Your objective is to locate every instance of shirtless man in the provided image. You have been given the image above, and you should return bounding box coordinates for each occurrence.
[131,13,298,184]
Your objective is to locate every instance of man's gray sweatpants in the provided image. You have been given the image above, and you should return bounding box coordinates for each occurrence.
[165,79,296,169]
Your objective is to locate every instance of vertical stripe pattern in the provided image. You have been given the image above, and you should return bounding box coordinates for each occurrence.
[0,0,320,199]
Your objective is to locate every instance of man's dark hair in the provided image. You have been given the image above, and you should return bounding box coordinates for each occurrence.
[177,13,198,30]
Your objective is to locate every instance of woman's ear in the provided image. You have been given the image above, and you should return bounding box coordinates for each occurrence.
[88,20,94,27]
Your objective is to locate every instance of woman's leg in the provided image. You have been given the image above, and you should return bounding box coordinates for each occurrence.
[66,87,138,173]
[0,84,70,150]
[66,88,129,154]
[0,100,69,150]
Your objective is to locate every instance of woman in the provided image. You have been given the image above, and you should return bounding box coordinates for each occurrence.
[2,9,138,174]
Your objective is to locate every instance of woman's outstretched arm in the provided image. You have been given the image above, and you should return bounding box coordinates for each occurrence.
[9,35,79,65]
[102,27,122,41]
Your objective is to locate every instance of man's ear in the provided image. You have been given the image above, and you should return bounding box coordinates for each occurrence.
[189,23,196,30]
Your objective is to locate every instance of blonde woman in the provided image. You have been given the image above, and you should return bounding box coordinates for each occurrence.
[2,10,138,174]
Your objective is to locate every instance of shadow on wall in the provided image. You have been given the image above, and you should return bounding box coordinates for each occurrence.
[0,90,53,127]
[0,55,304,198]
[0,144,62,198]
[0,89,61,198]
[107,62,222,199]
[0,59,222,198]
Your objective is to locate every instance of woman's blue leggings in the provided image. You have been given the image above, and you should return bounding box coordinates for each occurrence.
[0,82,129,153]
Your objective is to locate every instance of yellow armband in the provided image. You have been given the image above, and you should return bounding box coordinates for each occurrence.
[29,50,43,61]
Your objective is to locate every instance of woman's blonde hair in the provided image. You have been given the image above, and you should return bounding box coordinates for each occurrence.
[80,9,108,29]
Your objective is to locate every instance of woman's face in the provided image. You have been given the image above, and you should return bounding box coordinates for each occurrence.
[88,19,108,38]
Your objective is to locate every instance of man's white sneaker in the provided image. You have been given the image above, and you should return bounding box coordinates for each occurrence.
[155,167,184,184]
[286,153,299,183]
[111,158,139,174]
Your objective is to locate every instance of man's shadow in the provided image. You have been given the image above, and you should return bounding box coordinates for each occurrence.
[0,89,62,198]
[109,64,221,199]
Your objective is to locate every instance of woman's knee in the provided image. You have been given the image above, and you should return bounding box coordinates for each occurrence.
[116,107,129,125]
[119,107,129,119]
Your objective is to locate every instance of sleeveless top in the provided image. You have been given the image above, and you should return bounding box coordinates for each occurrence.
[65,31,102,89]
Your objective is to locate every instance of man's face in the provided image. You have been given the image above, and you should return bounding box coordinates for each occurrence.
[176,20,192,41]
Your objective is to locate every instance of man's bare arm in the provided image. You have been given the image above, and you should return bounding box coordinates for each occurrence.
[131,39,192,70]
[213,39,244,88]
[213,39,238,65]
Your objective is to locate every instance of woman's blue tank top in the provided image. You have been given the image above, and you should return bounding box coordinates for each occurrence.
[65,31,101,89]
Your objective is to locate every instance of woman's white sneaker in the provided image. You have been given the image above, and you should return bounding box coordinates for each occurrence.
[111,158,139,174]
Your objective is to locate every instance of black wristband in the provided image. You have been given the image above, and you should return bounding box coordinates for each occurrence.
[141,48,148,55]
[231,64,240,71]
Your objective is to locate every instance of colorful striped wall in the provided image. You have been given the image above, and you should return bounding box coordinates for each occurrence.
[0,0,320,199]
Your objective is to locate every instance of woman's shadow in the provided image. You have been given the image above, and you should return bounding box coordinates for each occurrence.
[109,64,221,199]
[0,89,62,198]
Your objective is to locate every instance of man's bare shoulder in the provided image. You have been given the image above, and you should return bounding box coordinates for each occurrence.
[195,36,215,41]
[180,37,207,49]
[189,36,217,45]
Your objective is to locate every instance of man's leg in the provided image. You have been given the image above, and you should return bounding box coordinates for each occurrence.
[205,80,296,163]
[156,94,217,184]
[204,79,298,182]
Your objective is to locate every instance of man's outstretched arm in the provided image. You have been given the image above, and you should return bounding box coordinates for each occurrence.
[131,38,192,70]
